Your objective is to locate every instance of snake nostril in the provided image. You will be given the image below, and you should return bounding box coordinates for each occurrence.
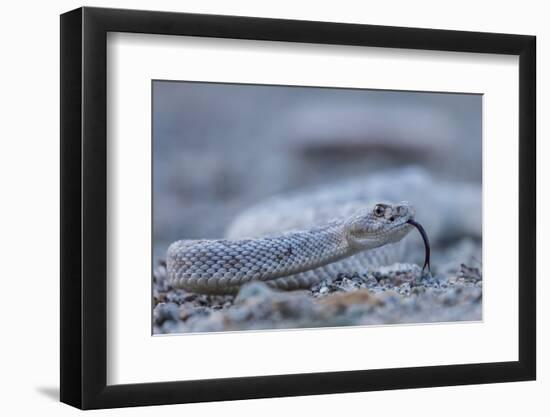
[389,216,395,222]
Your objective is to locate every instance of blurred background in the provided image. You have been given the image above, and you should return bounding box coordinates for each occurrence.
[153,81,481,259]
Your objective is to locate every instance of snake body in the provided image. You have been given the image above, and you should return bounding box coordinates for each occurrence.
[167,168,481,294]
[168,203,415,294]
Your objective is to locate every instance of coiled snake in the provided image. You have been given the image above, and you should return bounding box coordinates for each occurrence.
[167,168,479,294]
[168,202,430,294]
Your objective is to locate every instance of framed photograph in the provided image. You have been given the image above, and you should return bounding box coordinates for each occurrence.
[60,6,536,409]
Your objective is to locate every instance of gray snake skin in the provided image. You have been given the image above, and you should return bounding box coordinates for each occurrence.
[167,168,481,294]
[168,203,415,294]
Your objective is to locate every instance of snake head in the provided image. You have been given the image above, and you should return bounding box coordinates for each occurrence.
[344,202,416,250]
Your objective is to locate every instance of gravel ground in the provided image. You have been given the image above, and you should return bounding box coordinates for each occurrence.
[153,239,482,334]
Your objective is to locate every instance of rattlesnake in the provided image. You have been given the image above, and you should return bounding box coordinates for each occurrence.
[167,168,480,294]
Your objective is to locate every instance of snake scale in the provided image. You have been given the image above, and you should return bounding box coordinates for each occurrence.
[167,168,481,294]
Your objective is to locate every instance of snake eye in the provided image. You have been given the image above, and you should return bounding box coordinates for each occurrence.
[373,205,385,217]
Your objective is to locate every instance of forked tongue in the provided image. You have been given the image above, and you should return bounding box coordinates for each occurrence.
[406,219,431,274]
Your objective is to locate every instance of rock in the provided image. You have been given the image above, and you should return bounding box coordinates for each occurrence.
[319,289,384,313]
[458,263,483,283]
[234,281,274,304]
[153,302,180,326]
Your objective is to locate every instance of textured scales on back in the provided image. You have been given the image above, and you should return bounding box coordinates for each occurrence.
[168,223,346,293]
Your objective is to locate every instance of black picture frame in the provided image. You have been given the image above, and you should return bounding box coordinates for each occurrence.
[60,6,536,410]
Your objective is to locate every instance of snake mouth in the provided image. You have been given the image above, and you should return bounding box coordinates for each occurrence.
[406,219,431,273]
